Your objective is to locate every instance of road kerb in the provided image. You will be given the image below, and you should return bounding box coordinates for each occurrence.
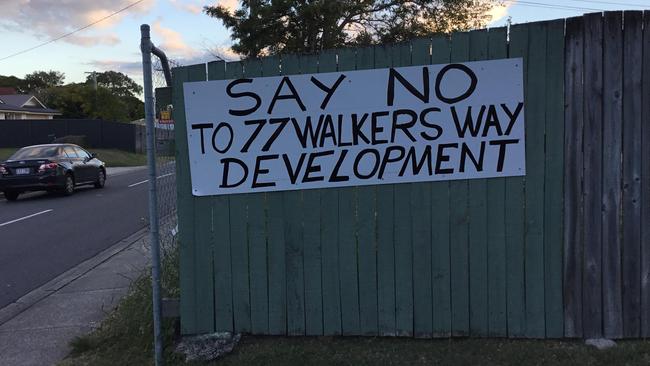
[0,226,148,326]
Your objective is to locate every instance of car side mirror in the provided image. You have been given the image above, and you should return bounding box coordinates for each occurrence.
[90,153,97,159]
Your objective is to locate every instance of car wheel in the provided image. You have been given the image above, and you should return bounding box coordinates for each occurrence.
[62,174,75,196]
[94,169,106,188]
[4,191,19,201]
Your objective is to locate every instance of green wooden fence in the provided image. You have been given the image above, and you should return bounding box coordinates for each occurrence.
[171,11,650,338]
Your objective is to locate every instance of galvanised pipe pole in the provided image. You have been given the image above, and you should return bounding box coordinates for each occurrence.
[140,23,164,366]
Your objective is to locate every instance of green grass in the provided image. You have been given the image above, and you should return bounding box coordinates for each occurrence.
[0,148,17,161]
[0,148,147,167]
[90,149,147,167]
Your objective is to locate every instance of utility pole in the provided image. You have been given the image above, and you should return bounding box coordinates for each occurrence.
[85,71,98,118]
[84,71,98,90]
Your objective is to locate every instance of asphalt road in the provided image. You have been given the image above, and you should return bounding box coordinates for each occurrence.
[0,167,172,309]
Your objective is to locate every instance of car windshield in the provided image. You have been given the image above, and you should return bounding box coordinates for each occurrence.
[9,146,60,160]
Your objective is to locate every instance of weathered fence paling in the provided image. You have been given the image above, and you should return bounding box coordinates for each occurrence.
[173,11,650,338]
[601,10,624,340]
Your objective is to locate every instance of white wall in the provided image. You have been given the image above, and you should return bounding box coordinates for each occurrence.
[0,112,55,119]
[23,113,53,119]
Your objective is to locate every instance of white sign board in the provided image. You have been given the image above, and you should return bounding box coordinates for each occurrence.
[183,58,525,196]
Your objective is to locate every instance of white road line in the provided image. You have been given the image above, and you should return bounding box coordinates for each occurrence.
[0,209,53,227]
[128,179,149,188]
[127,173,174,188]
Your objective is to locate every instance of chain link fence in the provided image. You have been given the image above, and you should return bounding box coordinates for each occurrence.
[152,56,180,295]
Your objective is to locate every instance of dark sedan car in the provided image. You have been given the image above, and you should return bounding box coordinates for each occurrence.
[0,144,106,201]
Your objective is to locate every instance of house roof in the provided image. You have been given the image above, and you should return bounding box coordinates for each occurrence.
[0,94,45,108]
[0,104,61,114]
[0,94,60,115]
[0,87,16,95]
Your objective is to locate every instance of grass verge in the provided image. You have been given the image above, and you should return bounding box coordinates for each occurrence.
[90,149,148,167]
[0,148,147,167]
[60,242,182,366]
[59,241,650,366]
[0,148,18,161]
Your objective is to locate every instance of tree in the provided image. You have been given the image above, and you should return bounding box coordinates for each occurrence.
[87,71,143,98]
[122,95,145,121]
[89,88,132,122]
[44,81,144,122]
[24,70,65,91]
[1,69,143,122]
[41,83,88,119]
[0,71,65,95]
[204,0,499,58]
[0,75,28,93]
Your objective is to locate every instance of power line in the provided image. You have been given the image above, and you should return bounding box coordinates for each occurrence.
[504,0,648,12]
[562,0,649,8]
[0,0,145,62]
[507,0,603,12]
[502,0,606,12]
[2,0,644,63]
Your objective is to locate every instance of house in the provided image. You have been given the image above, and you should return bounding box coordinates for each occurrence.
[0,93,60,120]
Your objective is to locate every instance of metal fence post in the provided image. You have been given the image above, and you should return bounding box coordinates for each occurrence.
[140,24,164,366]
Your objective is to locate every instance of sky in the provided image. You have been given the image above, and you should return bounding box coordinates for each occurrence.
[0,0,648,88]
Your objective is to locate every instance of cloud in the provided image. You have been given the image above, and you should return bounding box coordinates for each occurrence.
[88,59,143,75]
[198,38,240,61]
[168,0,203,14]
[488,1,514,25]
[169,0,238,15]
[85,16,238,84]
[86,59,148,91]
[150,20,239,68]
[218,47,239,61]
[0,0,155,47]
[87,49,235,87]
[152,20,199,58]
[216,0,239,13]
[183,4,203,14]
[206,46,240,61]
[66,33,121,47]
[82,9,127,29]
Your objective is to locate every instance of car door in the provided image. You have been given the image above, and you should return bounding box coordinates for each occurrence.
[76,147,99,182]
[73,147,95,183]
[63,146,85,183]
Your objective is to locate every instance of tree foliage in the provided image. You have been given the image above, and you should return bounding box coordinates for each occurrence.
[44,83,143,122]
[0,76,27,93]
[0,70,144,122]
[20,70,66,102]
[204,0,499,58]
[24,70,65,92]
[41,84,87,119]
[87,71,143,98]
[1,71,64,96]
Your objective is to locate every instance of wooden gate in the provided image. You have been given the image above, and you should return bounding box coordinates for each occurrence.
[171,11,650,338]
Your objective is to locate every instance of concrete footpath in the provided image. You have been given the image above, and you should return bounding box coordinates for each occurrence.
[0,228,150,366]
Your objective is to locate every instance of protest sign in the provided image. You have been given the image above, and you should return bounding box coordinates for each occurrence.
[183,58,525,196]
